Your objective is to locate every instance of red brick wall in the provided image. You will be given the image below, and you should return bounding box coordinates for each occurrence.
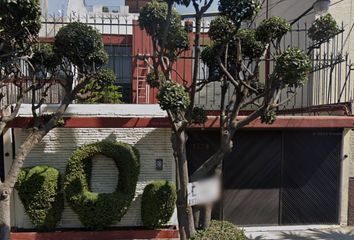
[126,0,149,13]
[131,20,194,104]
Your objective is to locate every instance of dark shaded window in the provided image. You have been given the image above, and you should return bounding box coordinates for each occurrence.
[105,46,132,103]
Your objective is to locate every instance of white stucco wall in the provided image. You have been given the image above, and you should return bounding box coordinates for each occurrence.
[339,128,354,225]
[8,127,176,229]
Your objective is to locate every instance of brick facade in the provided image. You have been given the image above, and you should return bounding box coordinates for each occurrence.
[125,0,149,13]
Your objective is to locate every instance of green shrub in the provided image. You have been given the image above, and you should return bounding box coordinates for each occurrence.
[141,181,176,229]
[191,107,207,124]
[139,0,189,61]
[192,220,246,240]
[256,16,291,43]
[54,22,108,71]
[261,108,277,125]
[274,47,311,88]
[29,43,61,76]
[237,29,265,59]
[146,72,165,88]
[308,14,340,43]
[219,0,261,25]
[157,81,190,111]
[77,68,123,103]
[64,140,140,230]
[0,0,41,43]
[16,166,64,231]
[209,16,237,44]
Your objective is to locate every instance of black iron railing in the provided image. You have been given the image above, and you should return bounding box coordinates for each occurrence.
[1,13,353,114]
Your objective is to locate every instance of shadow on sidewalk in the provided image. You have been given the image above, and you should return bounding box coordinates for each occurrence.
[280,228,354,240]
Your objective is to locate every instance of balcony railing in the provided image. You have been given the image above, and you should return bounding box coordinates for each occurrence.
[1,13,353,115]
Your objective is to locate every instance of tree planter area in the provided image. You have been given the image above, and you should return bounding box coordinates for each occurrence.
[11,229,179,240]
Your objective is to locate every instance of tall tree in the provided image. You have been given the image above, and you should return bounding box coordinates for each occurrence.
[140,0,339,239]
[139,0,215,238]
[0,1,116,239]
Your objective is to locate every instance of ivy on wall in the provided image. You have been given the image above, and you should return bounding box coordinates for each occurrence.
[63,140,140,230]
[16,166,64,231]
[141,180,177,229]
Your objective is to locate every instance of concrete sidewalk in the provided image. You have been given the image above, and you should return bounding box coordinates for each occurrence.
[244,225,354,240]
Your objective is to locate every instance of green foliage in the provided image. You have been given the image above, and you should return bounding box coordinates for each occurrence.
[29,44,61,76]
[261,109,277,124]
[219,0,261,25]
[78,68,122,104]
[165,0,191,6]
[16,166,64,231]
[0,0,41,44]
[141,181,176,229]
[147,72,165,88]
[165,12,190,60]
[54,22,108,71]
[139,0,167,37]
[157,81,190,111]
[201,43,220,69]
[308,14,340,43]
[192,220,246,240]
[201,43,223,81]
[256,16,291,43]
[64,140,140,230]
[237,29,265,59]
[139,0,189,61]
[274,47,311,88]
[209,16,237,44]
[102,6,109,12]
[191,107,207,124]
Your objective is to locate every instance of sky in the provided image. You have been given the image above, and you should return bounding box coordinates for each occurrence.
[176,1,219,14]
[47,0,219,15]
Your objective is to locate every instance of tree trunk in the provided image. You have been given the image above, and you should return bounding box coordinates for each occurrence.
[189,15,202,108]
[0,186,11,240]
[192,206,201,229]
[190,132,233,229]
[200,204,212,229]
[0,129,48,240]
[190,132,232,182]
[172,131,195,240]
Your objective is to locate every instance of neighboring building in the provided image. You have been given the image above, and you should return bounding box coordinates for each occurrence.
[40,0,144,16]
[4,0,354,232]
[125,0,149,13]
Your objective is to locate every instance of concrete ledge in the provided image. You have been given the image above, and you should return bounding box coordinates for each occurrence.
[8,115,354,129]
[17,104,167,117]
[244,225,341,233]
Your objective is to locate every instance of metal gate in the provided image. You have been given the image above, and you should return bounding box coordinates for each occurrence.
[187,129,342,226]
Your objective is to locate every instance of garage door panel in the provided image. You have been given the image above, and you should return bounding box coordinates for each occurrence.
[223,131,282,225]
[224,131,282,189]
[187,129,342,226]
[223,189,279,225]
[281,130,341,224]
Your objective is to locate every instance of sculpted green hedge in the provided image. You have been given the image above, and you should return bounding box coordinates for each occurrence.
[63,140,140,230]
[141,180,176,229]
[16,166,64,231]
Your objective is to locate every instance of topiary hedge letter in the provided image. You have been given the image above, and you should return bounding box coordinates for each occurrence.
[141,180,176,229]
[15,166,64,231]
[64,140,140,230]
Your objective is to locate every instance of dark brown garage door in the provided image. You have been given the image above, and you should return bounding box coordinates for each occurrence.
[187,129,342,226]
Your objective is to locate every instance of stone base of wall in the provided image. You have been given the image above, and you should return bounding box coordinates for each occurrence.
[11,229,179,240]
